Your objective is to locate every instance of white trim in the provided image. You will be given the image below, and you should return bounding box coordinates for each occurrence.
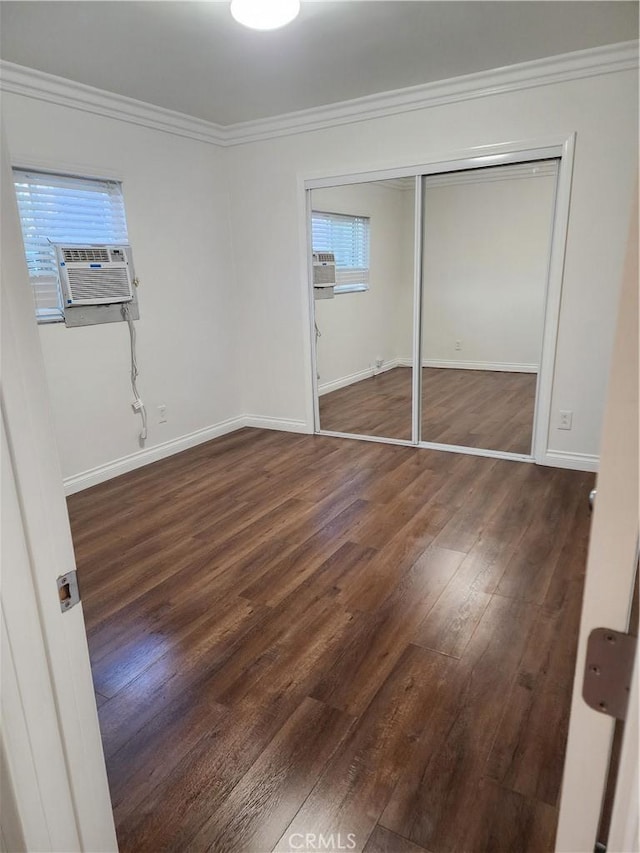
[540,449,599,472]
[0,61,227,146]
[305,184,320,433]
[318,361,398,396]
[304,138,567,190]
[63,416,245,494]
[315,431,535,462]
[370,179,415,192]
[317,430,413,448]
[62,415,310,495]
[608,645,639,853]
[0,41,637,148]
[556,192,637,851]
[318,367,375,396]
[222,41,638,145]
[0,440,78,851]
[315,356,537,399]
[424,160,559,188]
[242,415,311,434]
[411,175,423,445]
[1,127,117,850]
[532,135,574,465]
[418,441,533,464]
[11,156,124,183]
[420,359,539,373]
[59,417,598,501]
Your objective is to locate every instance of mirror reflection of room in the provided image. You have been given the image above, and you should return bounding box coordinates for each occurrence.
[421,160,558,454]
[312,178,415,440]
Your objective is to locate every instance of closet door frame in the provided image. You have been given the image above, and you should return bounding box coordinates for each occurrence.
[303,133,576,464]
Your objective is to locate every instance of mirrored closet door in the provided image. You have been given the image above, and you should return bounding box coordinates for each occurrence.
[311,177,416,441]
[309,155,561,461]
[420,160,559,454]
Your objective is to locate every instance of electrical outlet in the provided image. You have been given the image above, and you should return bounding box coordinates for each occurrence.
[158,404,167,424]
[375,357,383,368]
[455,340,461,351]
[559,410,573,430]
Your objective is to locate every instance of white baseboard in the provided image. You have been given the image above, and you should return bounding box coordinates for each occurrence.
[319,360,537,388]
[63,414,311,494]
[318,360,398,396]
[540,450,599,472]
[62,411,597,495]
[421,359,539,373]
[243,415,311,434]
[63,416,246,494]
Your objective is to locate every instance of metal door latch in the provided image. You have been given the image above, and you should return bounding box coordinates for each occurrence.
[57,570,80,613]
[583,627,637,720]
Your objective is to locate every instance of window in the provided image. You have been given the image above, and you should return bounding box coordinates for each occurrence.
[13,169,129,323]
[311,211,370,293]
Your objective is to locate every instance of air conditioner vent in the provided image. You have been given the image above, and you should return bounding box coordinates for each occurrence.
[66,268,132,302]
[63,247,110,263]
[312,251,336,288]
[54,243,134,307]
[314,265,336,285]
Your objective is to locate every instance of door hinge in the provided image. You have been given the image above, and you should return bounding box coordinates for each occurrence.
[57,570,80,613]
[583,627,637,720]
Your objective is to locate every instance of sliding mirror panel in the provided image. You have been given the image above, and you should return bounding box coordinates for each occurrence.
[312,178,415,440]
[420,160,559,454]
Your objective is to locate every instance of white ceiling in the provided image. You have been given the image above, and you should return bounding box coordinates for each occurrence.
[0,1,637,126]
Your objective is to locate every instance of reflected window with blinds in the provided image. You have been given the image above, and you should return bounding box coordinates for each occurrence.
[13,169,129,323]
[311,211,370,293]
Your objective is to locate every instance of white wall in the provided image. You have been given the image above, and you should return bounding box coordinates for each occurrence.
[2,93,240,483]
[312,181,413,392]
[421,169,557,370]
[2,60,637,476]
[228,69,637,463]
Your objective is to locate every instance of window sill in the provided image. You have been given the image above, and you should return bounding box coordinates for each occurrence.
[334,284,369,294]
[37,313,65,325]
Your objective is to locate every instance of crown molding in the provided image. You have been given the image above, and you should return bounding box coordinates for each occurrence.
[0,61,227,146]
[226,40,638,145]
[425,159,558,188]
[370,178,415,191]
[1,40,637,149]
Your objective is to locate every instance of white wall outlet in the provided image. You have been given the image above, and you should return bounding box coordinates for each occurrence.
[158,404,167,424]
[455,340,462,351]
[558,410,573,430]
[375,357,383,368]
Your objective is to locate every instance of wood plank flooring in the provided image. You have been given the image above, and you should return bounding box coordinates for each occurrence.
[67,428,594,853]
[319,367,537,454]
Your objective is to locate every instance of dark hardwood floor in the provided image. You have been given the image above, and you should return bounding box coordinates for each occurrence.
[319,367,537,454]
[68,428,593,853]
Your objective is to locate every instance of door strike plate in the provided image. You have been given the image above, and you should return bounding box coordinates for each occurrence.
[583,627,637,720]
[57,570,80,613]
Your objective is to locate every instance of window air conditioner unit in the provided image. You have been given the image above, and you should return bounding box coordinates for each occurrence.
[313,252,336,286]
[313,251,336,300]
[54,244,134,307]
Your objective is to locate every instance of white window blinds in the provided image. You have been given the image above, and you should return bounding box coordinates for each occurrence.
[13,169,129,322]
[311,211,370,292]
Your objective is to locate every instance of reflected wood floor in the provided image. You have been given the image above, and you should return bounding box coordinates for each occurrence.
[319,367,537,453]
[68,428,593,853]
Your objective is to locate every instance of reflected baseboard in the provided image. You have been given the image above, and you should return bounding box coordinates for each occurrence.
[318,360,400,396]
[396,357,539,373]
[318,359,539,397]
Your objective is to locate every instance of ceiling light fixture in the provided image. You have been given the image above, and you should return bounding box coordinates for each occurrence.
[230,0,300,30]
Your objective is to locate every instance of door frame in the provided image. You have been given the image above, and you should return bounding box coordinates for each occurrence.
[302,133,575,465]
[0,132,117,849]
[555,188,638,852]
